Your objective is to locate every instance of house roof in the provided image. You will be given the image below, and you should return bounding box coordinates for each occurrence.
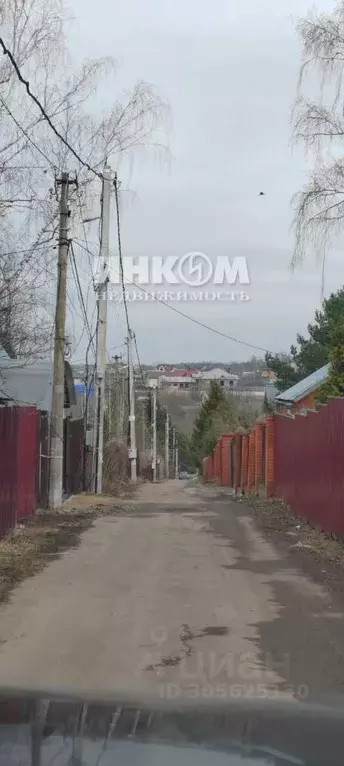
[275,364,329,404]
[195,368,239,381]
[0,358,76,411]
[163,369,196,378]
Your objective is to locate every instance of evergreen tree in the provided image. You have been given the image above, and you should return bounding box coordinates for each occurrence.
[191,383,238,466]
[316,320,344,403]
[266,287,344,392]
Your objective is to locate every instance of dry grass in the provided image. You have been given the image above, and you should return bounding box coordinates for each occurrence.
[0,483,137,606]
[0,512,94,605]
[236,493,344,592]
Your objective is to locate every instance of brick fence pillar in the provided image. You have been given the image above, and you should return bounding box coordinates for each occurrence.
[247,430,256,492]
[220,434,232,486]
[214,438,221,480]
[228,436,234,487]
[265,415,275,497]
[234,432,242,493]
[255,422,264,494]
[240,433,249,493]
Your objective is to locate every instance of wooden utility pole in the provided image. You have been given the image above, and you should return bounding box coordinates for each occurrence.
[49,172,70,509]
[118,364,126,441]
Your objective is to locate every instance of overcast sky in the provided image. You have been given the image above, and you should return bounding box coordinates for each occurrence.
[70,0,342,364]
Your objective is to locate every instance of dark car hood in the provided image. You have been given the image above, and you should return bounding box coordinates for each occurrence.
[0,688,343,765]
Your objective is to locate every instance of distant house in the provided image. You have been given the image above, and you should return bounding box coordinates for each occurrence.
[261,369,277,380]
[195,367,239,392]
[147,370,165,388]
[275,364,329,414]
[161,370,197,390]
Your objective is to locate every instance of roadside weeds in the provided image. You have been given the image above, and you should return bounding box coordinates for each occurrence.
[0,484,136,606]
[234,492,344,595]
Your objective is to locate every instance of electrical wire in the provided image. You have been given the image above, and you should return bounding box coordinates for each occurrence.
[134,332,146,388]
[0,36,102,179]
[0,243,56,258]
[0,93,58,170]
[75,186,98,294]
[74,240,272,354]
[69,242,96,355]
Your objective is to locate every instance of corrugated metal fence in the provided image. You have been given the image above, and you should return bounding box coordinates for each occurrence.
[0,406,39,539]
[274,398,344,537]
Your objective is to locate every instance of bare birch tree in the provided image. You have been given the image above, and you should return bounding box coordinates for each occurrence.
[0,0,169,358]
[292,1,344,267]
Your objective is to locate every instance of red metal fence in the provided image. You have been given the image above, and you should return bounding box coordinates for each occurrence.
[274,398,344,537]
[0,406,39,539]
[0,407,17,538]
[202,398,344,538]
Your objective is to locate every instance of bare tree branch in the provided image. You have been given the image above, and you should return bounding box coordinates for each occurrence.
[292,2,344,265]
[0,0,169,360]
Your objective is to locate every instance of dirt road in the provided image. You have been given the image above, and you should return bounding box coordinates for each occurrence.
[0,479,343,705]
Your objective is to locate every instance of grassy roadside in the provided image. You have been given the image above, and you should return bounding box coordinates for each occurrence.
[0,487,136,606]
[234,492,344,595]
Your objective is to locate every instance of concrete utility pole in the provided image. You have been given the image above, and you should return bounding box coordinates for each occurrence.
[151,384,157,482]
[49,172,70,509]
[118,364,126,441]
[94,165,111,494]
[172,427,179,478]
[128,330,137,481]
[165,412,170,479]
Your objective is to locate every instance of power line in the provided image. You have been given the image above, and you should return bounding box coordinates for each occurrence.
[74,240,271,354]
[0,243,56,258]
[0,36,102,179]
[0,93,57,170]
[69,242,96,354]
[113,173,130,333]
[72,303,97,358]
[133,332,146,388]
[75,187,97,294]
